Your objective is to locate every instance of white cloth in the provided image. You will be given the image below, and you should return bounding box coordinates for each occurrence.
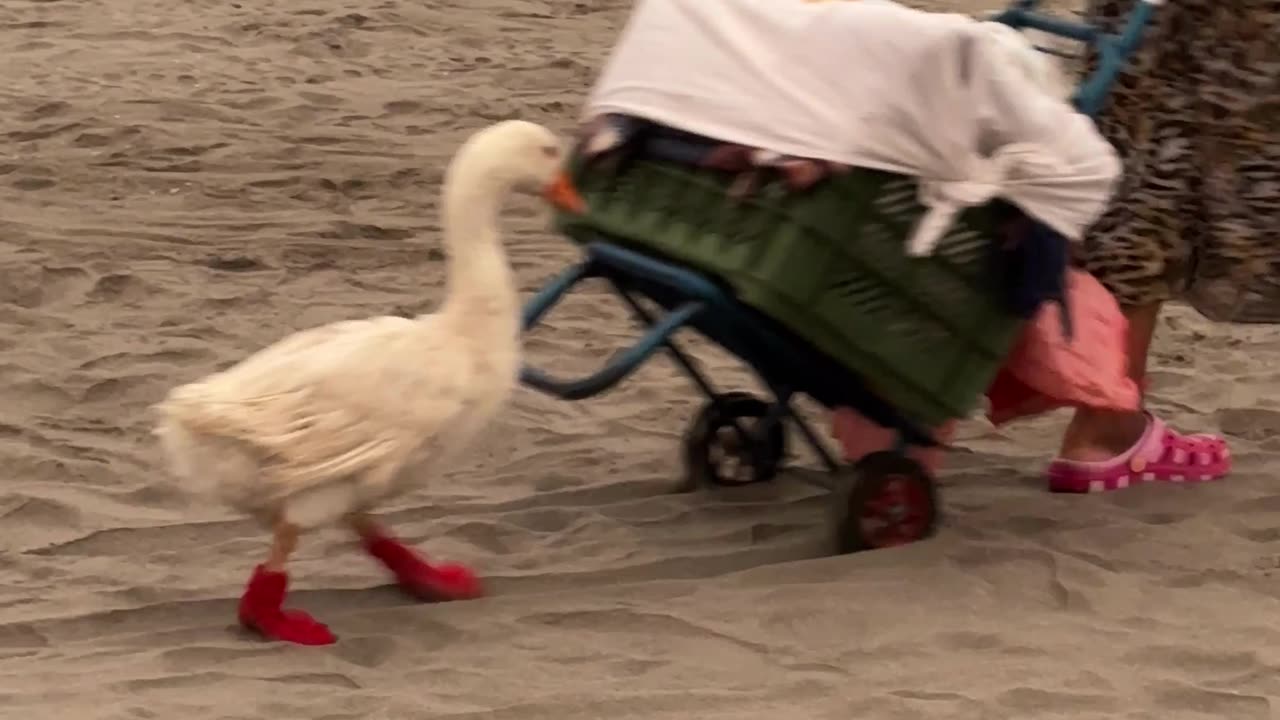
[585,0,1122,256]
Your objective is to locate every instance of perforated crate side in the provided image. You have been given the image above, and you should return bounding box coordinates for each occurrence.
[554,161,1023,425]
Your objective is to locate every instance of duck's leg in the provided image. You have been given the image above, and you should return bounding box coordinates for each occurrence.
[348,513,483,601]
[237,519,337,646]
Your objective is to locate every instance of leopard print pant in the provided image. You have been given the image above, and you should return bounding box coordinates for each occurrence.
[1080,0,1280,322]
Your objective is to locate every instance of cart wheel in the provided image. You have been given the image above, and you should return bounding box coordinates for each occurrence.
[836,451,938,553]
[683,391,788,488]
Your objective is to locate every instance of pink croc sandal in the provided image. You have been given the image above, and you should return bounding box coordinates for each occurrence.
[1047,413,1232,493]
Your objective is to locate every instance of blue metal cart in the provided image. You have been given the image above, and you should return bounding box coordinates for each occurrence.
[520,0,1163,553]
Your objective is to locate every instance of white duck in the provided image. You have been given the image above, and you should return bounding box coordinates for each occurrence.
[154,120,584,646]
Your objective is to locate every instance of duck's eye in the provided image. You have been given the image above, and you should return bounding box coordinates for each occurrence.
[541,145,560,158]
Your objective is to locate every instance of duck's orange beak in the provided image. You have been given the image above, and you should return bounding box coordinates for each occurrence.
[543,171,586,214]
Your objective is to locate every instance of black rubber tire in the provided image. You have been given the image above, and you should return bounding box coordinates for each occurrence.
[683,391,788,488]
[835,451,939,554]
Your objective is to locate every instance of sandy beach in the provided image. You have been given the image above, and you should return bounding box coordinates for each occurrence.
[2,0,1280,718]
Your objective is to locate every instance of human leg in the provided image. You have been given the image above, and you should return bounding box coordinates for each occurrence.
[1047,0,1232,491]
[1056,301,1158,463]
[1050,291,1233,493]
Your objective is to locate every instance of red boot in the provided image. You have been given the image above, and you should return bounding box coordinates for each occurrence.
[238,565,337,646]
[362,534,483,601]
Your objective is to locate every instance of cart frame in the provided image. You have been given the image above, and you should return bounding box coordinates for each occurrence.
[519,0,1164,551]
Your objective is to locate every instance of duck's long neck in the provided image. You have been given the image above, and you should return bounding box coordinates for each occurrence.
[435,170,520,342]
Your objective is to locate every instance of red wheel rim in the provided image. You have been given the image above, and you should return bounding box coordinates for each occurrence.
[858,473,930,548]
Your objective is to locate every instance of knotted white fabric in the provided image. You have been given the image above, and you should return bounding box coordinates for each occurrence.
[585,0,1122,256]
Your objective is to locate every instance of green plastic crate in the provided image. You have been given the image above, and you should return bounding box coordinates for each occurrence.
[553,159,1025,427]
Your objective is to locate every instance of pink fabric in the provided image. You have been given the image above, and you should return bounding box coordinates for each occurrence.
[985,268,1140,425]
[831,269,1141,468]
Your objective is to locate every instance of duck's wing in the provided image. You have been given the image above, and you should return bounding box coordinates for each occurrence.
[159,315,473,489]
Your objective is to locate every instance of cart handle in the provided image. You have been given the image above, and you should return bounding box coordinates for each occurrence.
[994,0,1163,117]
[520,244,716,401]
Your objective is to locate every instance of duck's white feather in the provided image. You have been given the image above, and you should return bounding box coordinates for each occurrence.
[156,312,518,524]
[154,120,555,529]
